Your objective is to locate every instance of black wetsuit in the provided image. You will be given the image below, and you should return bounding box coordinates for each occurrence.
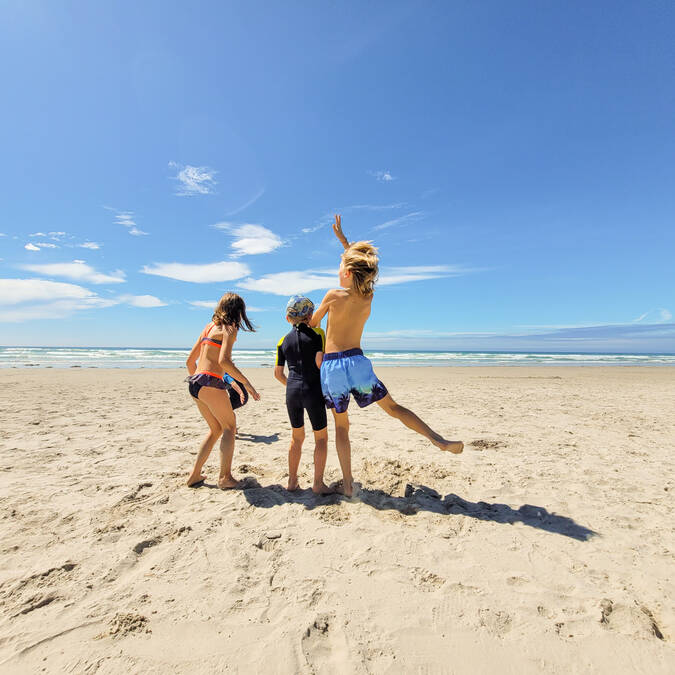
[276,323,327,430]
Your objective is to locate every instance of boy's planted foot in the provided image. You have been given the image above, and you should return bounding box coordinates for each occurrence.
[435,438,464,454]
[217,475,240,490]
[312,481,335,495]
[287,477,300,491]
[186,473,207,487]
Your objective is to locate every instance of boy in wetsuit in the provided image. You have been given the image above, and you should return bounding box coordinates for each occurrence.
[274,295,334,494]
[309,215,464,497]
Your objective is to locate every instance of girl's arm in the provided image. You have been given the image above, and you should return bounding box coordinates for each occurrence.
[218,327,261,400]
[186,337,201,375]
[315,351,323,369]
[229,378,246,404]
[333,214,350,250]
[309,290,335,328]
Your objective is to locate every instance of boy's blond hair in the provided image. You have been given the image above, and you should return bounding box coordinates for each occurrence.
[342,241,379,297]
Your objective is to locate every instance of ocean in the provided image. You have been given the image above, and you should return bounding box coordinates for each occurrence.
[1,347,674,368]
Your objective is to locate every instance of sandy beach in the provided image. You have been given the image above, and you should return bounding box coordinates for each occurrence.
[0,366,673,673]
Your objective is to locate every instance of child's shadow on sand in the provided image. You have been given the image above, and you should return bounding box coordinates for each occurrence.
[230,479,597,541]
[235,432,279,444]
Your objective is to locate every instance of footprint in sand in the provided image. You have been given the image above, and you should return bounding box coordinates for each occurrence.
[411,568,446,592]
[1,562,77,618]
[599,599,665,640]
[477,608,512,636]
[301,614,365,674]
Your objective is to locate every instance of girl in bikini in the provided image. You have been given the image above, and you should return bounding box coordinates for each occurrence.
[185,292,261,488]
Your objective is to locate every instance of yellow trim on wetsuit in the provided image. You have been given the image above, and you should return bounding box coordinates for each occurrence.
[312,326,326,351]
[275,336,285,366]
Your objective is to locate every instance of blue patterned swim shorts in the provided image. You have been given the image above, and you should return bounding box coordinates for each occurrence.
[320,348,388,413]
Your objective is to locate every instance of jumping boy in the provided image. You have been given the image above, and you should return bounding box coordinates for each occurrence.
[310,215,463,497]
[274,295,333,494]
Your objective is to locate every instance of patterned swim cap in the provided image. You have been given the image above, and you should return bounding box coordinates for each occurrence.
[286,295,314,319]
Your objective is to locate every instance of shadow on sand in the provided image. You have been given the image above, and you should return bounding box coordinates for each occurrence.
[235,432,280,444]
[199,477,597,541]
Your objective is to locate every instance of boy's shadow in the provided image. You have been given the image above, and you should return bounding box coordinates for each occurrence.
[235,432,279,444]
[232,479,597,541]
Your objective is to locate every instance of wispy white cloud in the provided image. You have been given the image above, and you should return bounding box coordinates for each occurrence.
[224,187,266,216]
[0,278,166,322]
[347,203,406,211]
[0,278,97,305]
[0,278,116,322]
[237,264,467,296]
[378,265,467,286]
[29,232,46,237]
[24,243,40,251]
[302,223,326,234]
[364,329,498,339]
[106,208,149,236]
[213,222,284,256]
[169,161,217,196]
[373,211,425,231]
[238,270,337,296]
[118,294,167,308]
[188,300,268,312]
[633,308,672,323]
[79,242,101,250]
[370,170,395,182]
[141,260,250,283]
[20,261,126,284]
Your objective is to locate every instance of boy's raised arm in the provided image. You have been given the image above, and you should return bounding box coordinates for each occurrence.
[309,291,334,328]
[333,214,350,250]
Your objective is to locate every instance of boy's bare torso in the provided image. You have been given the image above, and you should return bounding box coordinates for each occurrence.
[325,289,373,353]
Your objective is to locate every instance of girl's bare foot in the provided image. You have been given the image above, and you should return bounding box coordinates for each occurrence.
[312,482,335,495]
[217,476,240,489]
[435,438,464,454]
[335,478,354,498]
[187,473,207,487]
[287,477,300,491]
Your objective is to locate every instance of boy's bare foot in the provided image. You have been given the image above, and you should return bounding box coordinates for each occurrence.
[435,438,464,454]
[217,476,240,490]
[186,473,206,487]
[312,482,335,495]
[287,477,299,491]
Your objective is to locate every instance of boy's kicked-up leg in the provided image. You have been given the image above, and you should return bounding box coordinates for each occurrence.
[198,387,240,489]
[287,426,305,491]
[187,399,223,486]
[311,427,334,494]
[376,393,464,454]
[332,410,354,497]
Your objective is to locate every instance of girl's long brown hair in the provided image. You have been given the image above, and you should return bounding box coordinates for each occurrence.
[212,292,255,331]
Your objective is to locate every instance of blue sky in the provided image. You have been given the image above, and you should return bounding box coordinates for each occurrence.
[1,1,674,352]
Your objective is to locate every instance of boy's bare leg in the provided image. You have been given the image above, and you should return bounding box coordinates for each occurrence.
[376,393,463,454]
[288,426,305,491]
[187,399,223,486]
[311,427,333,494]
[198,388,240,489]
[332,410,354,496]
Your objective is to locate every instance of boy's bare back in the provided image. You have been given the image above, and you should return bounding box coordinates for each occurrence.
[323,288,372,353]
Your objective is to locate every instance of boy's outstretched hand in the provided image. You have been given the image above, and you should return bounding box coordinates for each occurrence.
[333,214,349,250]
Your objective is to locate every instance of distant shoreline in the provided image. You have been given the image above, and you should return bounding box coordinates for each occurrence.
[1,346,674,369]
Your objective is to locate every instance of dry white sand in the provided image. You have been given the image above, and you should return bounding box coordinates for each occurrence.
[0,366,673,673]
